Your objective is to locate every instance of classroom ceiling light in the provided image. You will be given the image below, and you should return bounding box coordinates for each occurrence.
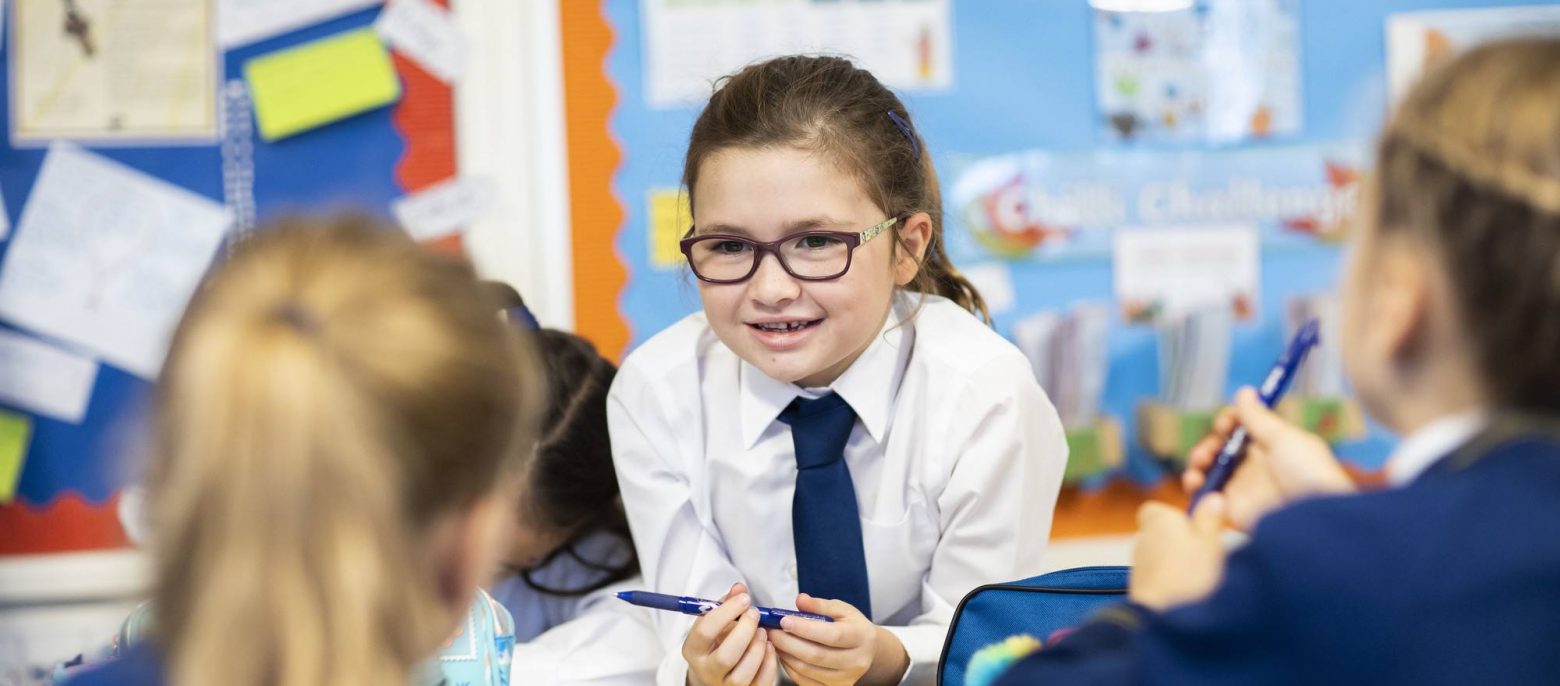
[1088,0,1195,12]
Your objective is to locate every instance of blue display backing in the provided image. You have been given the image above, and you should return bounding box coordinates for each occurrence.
[2,6,404,505]
[604,0,1537,482]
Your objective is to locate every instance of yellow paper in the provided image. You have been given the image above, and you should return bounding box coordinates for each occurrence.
[243,28,402,141]
[648,189,691,269]
[0,411,34,504]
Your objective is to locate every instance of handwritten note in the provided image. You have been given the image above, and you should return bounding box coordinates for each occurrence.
[219,0,382,49]
[0,410,34,503]
[244,28,402,141]
[375,0,467,83]
[391,176,495,241]
[0,143,232,379]
[0,329,98,423]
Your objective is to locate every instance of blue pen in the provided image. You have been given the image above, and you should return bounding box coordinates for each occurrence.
[1188,319,1321,512]
[616,590,833,630]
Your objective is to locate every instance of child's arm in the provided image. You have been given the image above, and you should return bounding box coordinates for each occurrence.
[607,370,754,686]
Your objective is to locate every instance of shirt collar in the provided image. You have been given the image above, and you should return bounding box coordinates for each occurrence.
[738,303,911,449]
[1385,410,1485,487]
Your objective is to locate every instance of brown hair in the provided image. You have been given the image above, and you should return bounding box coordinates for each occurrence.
[1374,37,1560,412]
[682,55,989,322]
[516,329,638,596]
[148,216,541,686]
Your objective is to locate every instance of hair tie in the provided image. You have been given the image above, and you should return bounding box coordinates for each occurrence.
[886,110,921,159]
[274,303,320,335]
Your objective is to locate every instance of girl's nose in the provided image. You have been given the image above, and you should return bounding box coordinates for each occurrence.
[747,252,801,307]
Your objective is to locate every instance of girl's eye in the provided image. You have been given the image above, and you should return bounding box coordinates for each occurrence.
[797,235,841,250]
[712,240,750,254]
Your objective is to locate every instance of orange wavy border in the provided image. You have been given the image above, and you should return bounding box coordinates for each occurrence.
[560,1,630,360]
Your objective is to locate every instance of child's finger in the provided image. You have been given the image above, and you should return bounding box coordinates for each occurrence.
[687,593,750,651]
[767,626,851,666]
[1233,387,1291,442]
[755,641,779,686]
[725,622,769,685]
[793,593,864,622]
[1137,500,1184,531]
[1191,493,1225,537]
[776,652,830,686]
[712,607,762,669]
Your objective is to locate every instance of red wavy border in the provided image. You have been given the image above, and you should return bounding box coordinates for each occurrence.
[0,492,128,555]
[390,0,464,257]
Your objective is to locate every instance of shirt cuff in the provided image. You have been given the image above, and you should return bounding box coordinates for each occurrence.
[882,624,948,685]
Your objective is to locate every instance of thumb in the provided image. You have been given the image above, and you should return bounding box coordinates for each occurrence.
[1233,387,1289,442]
[1191,493,1226,537]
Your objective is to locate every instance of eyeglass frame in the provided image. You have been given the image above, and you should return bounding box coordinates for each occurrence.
[678,215,902,284]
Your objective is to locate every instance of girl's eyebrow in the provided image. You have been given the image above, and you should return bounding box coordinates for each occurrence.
[695,217,849,236]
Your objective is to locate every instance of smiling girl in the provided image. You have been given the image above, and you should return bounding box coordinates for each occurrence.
[608,56,1068,686]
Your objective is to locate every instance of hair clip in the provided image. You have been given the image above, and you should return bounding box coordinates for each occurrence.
[886,110,921,159]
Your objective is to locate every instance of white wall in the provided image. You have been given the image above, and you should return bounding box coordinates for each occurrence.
[452,0,575,329]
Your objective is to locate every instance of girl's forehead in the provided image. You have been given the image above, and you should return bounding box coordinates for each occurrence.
[693,146,878,225]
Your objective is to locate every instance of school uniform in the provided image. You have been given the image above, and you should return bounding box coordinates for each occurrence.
[609,294,1069,685]
[994,414,1560,685]
[492,531,662,684]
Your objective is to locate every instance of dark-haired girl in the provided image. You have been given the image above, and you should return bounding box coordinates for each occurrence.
[493,328,660,683]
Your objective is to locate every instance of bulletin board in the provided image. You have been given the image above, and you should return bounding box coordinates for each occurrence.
[585,0,1546,536]
[0,1,459,556]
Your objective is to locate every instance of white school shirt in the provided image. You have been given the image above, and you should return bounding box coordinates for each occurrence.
[1383,411,1485,487]
[608,294,1068,685]
[494,531,663,684]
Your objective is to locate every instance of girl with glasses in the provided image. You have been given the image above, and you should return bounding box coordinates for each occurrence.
[609,55,1069,686]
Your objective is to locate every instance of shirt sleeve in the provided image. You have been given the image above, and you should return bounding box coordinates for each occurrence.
[608,367,748,686]
[891,355,1070,684]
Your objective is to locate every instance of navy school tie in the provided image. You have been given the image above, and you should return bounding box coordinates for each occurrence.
[778,392,873,618]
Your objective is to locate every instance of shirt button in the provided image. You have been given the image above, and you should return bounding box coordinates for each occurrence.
[785,561,798,580]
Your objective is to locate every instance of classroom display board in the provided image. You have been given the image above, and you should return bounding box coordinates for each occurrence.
[0,0,464,557]
[597,0,1547,532]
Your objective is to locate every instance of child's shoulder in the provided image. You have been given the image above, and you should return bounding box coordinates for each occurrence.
[906,295,1032,379]
[615,311,726,387]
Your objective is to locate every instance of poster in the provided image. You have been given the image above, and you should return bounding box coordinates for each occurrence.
[1113,224,1258,324]
[10,0,219,143]
[946,143,1362,262]
[0,143,232,379]
[1387,5,1560,104]
[1093,0,1301,143]
[640,0,951,108]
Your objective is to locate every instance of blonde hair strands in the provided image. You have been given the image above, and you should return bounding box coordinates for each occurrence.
[1375,38,1560,411]
[148,217,541,686]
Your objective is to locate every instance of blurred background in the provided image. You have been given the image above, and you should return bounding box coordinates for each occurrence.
[2,0,1558,682]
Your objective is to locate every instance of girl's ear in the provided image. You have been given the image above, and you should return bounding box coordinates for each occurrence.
[1365,237,1434,376]
[434,494,508,617]
[894,212,933,286]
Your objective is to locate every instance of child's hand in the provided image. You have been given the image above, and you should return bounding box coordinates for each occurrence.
[767,594,908,686]
[683,583,779,686]
[1129,495,1228,610]
[1182,387,1356,531]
